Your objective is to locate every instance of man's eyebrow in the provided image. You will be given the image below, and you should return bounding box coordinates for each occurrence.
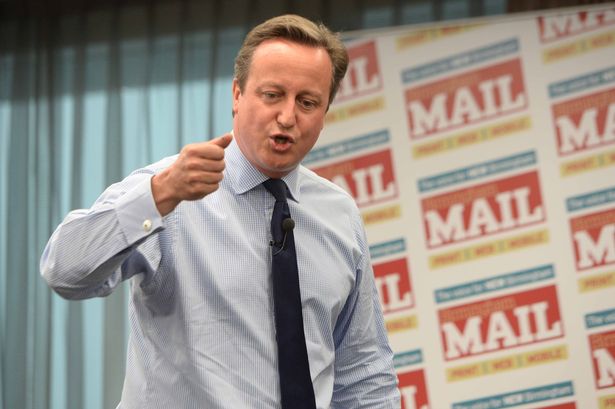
[257,82,284,90]
[256,82,325,100]
[297,91,324,103]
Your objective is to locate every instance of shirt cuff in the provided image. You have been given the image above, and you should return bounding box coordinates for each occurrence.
[114,176,164,245]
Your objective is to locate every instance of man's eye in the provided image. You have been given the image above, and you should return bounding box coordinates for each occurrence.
[263,92,279,99]
[299,99,317,110]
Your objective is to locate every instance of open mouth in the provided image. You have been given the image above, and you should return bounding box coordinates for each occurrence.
[272,134,293,145]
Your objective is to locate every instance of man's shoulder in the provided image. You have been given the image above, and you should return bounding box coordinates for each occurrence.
[298,165,355,204]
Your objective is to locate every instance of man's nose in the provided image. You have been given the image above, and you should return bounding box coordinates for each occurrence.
[276,99,297,129]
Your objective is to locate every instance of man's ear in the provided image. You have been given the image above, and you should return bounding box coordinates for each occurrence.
[232,78,241,116]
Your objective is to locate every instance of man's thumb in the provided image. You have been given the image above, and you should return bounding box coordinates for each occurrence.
[211,133,233,148]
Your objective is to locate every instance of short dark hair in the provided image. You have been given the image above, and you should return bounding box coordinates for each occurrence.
[234,14,349,106]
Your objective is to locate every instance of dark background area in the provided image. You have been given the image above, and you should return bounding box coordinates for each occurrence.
[1,0,612,28]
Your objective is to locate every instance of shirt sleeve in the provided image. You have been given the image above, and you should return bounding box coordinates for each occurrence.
[331,211,401,408]
[40,168,166,300]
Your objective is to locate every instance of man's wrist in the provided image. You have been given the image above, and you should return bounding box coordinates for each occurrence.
[151,172,179,216]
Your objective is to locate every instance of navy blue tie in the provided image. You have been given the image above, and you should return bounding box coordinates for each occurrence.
[262,179,316,409]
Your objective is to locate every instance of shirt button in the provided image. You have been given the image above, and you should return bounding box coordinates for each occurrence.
[143,219,152,232]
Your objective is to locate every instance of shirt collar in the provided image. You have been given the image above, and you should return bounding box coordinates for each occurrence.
[225,135,301,203]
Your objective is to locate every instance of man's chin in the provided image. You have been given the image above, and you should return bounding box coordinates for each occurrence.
[259,161,297,179]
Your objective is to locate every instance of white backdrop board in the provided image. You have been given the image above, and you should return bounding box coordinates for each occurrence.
[303,5,615,409]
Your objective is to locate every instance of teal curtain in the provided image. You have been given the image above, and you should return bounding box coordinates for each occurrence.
[0,2,241,408]
[0,0,508,408]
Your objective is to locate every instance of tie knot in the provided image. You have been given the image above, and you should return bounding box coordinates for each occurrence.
[263,179,288,202]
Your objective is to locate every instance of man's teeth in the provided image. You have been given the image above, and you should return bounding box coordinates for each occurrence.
[275,136,288,143]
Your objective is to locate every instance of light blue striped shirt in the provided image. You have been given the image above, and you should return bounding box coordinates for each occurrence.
[41,139,400,408]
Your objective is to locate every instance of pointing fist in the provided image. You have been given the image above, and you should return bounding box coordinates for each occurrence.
[152,133,233,216]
